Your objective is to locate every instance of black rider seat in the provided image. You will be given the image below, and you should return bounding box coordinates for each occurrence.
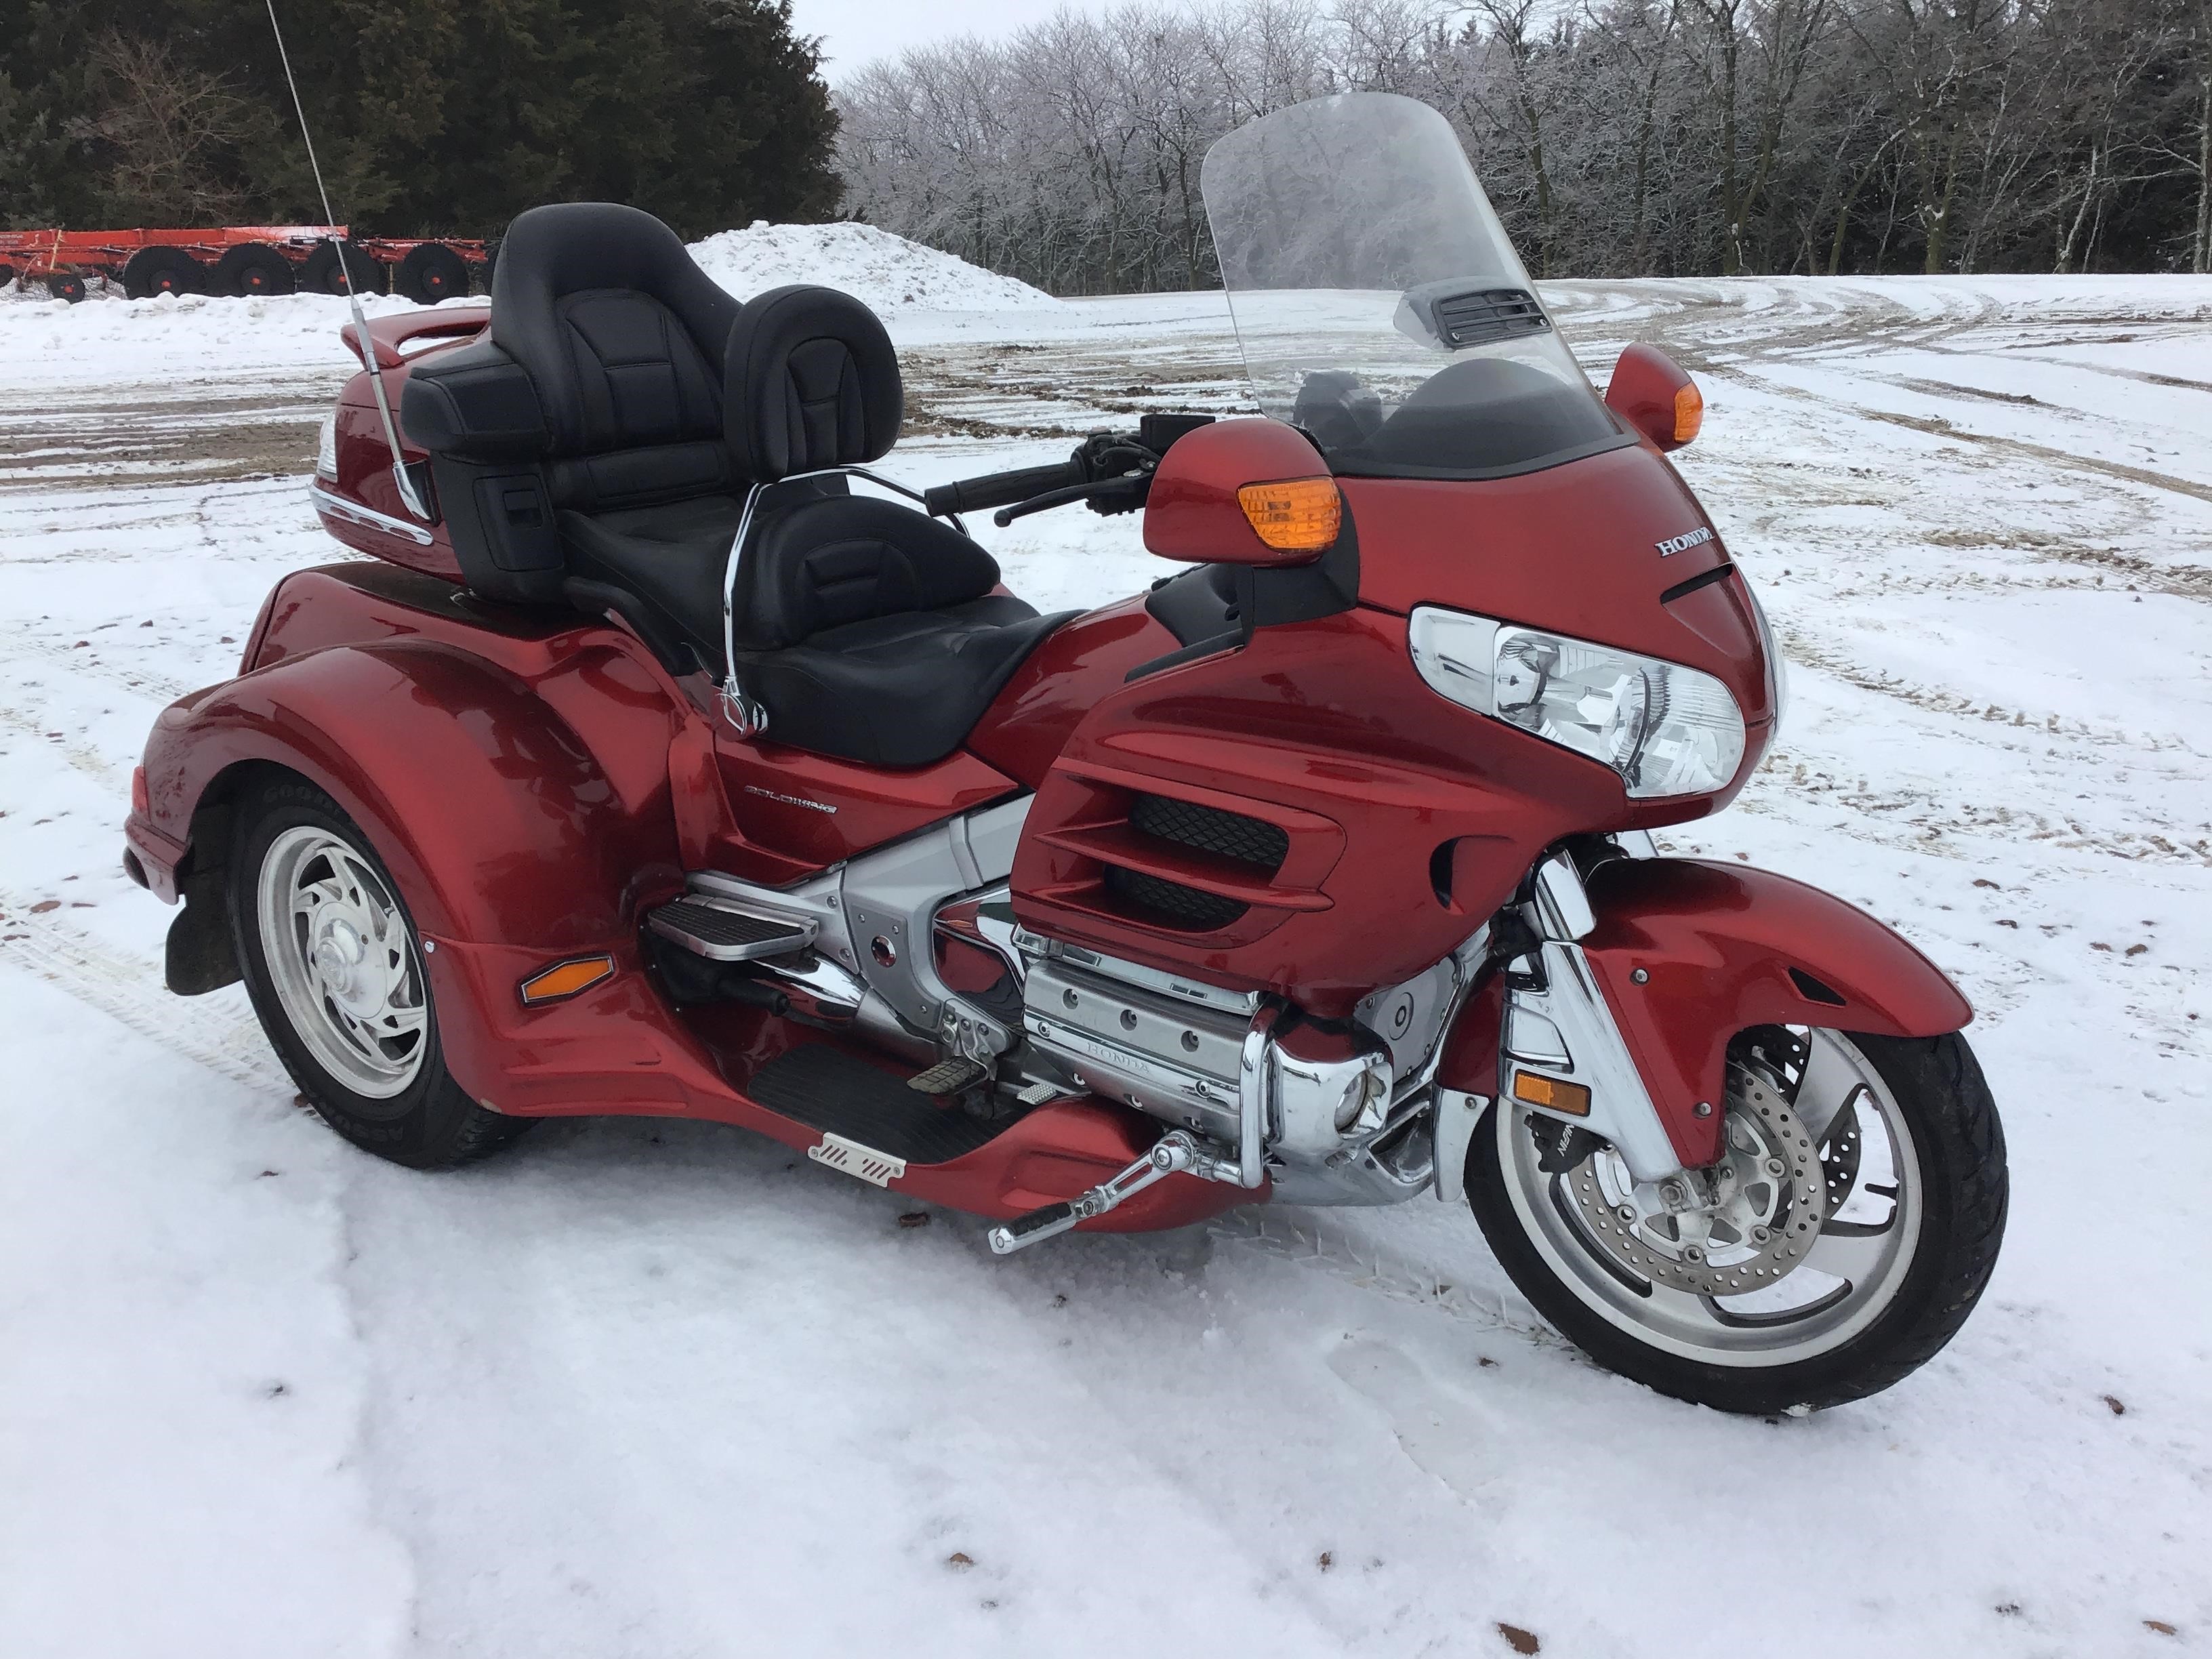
[688,283,1075,767]
[411,205,1069,769]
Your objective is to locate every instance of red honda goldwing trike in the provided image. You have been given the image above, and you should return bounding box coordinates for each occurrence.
[123,94,2005,1412]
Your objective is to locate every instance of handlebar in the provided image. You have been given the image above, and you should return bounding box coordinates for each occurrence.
[924,416,1218,527]
[922,460,1088,518]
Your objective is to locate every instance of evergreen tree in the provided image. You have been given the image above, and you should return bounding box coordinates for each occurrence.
[0,0,839,237]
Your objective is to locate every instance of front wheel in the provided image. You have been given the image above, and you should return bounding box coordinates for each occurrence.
[1467,1027,2006,1413]
[230,775,529,1169]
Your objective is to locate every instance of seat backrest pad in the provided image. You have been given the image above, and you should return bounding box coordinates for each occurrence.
[725,285,903,483]
[733,495,999,652]
[491,203,742,511]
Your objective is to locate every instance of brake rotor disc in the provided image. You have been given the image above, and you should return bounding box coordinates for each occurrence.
[1561,1071,1824,1296]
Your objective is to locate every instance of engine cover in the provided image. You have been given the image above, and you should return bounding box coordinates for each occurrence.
[1021,955,1251,1141]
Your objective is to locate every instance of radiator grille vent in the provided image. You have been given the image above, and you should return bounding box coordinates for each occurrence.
[1102,866,1250,933]
[1127,794,1288,874]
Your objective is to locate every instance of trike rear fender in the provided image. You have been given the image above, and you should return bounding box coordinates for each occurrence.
[139,636,686,951]
[1575,857,1972,1166]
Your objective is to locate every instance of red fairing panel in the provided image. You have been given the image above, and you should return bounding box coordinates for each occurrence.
[1010,441,1780,1018]
[707,737,1019,885]
[966,596,1179,787]
[1578,858,1973,1166]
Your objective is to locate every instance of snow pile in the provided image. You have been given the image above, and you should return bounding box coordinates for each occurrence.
[0,287,480,385]
[688,220,1059,313]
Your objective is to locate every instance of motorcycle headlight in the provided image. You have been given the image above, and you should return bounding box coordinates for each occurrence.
[1409,606,1746,798]
[315,413,339,480]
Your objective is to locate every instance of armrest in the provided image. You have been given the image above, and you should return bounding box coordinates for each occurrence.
[401,338,550,462]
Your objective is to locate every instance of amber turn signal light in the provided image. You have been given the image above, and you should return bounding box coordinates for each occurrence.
[1513,1069,1592,1117]
[1672,382,1704,445]
[1236,476,1341,552]
[518,955,616,1006]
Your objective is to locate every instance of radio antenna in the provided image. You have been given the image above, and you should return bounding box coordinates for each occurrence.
[264,0,431,522]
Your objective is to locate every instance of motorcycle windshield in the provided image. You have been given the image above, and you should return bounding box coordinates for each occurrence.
[1201,93,1624,480]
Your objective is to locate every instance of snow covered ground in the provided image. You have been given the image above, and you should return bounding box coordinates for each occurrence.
[3,267,2209,1659]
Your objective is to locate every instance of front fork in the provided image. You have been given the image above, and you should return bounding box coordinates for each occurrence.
[1434,844,1689,1204]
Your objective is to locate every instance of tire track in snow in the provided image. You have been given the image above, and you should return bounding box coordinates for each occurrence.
[0,699,129,790]
[1204,1208,1561,1343]
[0,894,281,1092]
[0,635,191,704]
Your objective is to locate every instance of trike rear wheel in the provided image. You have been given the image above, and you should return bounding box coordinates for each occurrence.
[228,774,529,1168]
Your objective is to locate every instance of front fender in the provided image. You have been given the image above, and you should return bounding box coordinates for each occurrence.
[141,638,684,949]
[1580,857,1971,1166]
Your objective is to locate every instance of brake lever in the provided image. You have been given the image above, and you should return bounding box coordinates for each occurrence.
[992,474,1149,527]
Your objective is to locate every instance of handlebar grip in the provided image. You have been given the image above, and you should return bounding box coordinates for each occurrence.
[924,459,1088,517]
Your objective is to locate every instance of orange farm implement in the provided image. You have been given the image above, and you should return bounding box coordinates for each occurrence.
[0,226,492,304]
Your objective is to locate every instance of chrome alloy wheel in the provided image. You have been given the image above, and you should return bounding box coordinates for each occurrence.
[1499,1028,1923,1366]
[255,825,428,1099]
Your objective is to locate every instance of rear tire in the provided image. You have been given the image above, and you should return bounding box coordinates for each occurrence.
[122,247,205,300]
[214,243,297,298]
[46,272,87,303]
[300,241,389,297]
[1467,1029,2006,1414]
[228,773,531,1170]
[395,241,469,304]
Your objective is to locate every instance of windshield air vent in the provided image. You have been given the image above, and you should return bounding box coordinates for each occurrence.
[1430,287,1549,349]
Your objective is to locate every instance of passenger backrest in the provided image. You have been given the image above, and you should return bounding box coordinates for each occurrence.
[724,285,903,482]
[492,203,743,512]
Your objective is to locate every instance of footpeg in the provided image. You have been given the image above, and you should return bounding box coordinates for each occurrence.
[646,895,814,962]
[907,1057,989,1095]
[986,1131,1239,1254]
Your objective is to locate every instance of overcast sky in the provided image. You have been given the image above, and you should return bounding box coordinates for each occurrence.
[790,0,1089,78]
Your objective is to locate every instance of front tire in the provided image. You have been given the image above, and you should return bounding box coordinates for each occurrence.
[229,775,529,1169]
[1467,1027,2006,1413]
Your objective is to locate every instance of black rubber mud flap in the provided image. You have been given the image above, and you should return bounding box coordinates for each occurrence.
[165,872,241,996]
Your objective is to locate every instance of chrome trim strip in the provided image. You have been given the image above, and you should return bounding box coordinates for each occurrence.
[1236,1003,1283,1188]
[1431,1088,1489,1205]
[308,480,436,546]
[1532,852,1597,941]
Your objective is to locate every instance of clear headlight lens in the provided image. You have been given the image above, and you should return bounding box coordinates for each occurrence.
[315,412,339,480]
[1409,606,1746,798]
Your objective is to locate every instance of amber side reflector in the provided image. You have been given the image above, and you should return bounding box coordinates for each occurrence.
[1672,382,1704,445]
[519,955,615,1006]
[1513,1070,1592,1117]
[1237,476,1342,551]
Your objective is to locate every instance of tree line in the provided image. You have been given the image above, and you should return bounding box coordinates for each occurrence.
[836,0,2212,292]
[0,0,839,239]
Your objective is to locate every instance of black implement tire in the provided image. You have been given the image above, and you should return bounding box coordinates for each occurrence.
[46,272,88,303]
[121,246,206,300]
[395,241,469,304]
[300,240,389,296]
[228,773,532,1170]
[0,262,16,289]
[1467,1029,2007,1414]
[214,242,297,298]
